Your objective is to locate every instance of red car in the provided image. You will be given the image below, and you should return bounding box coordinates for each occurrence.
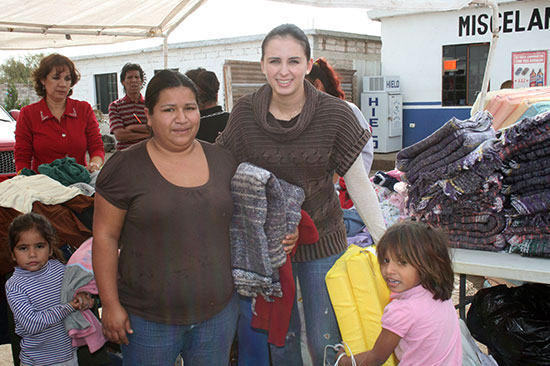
[0,105,17,182]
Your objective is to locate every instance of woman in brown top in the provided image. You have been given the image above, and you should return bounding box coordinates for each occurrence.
[92,70,240,365]
[217,24,386,365]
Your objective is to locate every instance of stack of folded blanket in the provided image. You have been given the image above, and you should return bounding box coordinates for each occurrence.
[396,109,550,256]
[396,111,507,251]
[498,110,550,257]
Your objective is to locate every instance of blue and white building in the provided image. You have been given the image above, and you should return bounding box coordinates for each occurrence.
[368,0,549,147]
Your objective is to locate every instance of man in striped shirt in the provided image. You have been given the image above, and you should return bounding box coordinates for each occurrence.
[108,63,149,150]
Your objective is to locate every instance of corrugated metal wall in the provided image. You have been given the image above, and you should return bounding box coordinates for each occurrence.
[223,60,265,111]
[223,60,356,111]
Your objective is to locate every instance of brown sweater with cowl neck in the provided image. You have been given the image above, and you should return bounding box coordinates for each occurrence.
[217,81,370,262]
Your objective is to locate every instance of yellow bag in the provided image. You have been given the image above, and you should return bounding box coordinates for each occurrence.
[326,245,397,365]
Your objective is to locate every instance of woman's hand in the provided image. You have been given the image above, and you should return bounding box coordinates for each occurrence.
[282,227,299,255]
[101,302,134,345]
[87,156,103,173]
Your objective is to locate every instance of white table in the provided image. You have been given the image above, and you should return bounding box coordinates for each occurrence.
[451,248,550,318]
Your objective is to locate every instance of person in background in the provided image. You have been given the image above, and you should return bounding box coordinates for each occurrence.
[306,57,375,174]
[93,70,241,365]
[14,53,104,173]
[185,67,230,143]
[337,220,462,366]
[500,80,513,89]
[108,63,149,150]
[216,23,386,365]
[6,213,94,366]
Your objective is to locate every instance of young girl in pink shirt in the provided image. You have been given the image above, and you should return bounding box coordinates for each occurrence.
[338,219,462,366]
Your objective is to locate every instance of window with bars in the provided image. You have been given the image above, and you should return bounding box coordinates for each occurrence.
[442,43,489,106]
[94,73,118,114]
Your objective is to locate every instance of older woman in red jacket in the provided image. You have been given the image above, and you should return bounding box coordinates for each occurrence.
[14,53,104,173]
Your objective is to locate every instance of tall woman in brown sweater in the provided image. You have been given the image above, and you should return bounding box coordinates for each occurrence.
[217,24,386,365]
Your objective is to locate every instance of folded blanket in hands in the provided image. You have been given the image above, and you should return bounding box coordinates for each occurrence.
[60,238,107,353]
[230,162,305,301]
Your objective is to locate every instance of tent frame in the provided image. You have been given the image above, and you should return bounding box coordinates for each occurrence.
[0,0,208,68]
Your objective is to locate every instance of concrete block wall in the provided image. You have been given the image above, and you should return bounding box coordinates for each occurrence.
[311,31,381,67]
[310,30,382,102]
[0,83,40,109]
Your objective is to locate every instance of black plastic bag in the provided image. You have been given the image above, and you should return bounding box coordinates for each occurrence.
[466,283,550,366]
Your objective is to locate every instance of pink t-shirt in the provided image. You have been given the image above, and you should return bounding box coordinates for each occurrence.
[382,285,462,366]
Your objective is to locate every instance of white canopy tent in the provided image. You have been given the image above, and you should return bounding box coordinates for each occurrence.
[1,0,208,67]
[267,0,471,11]
[1,0,499,106]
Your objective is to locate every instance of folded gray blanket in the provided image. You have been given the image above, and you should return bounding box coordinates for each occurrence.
[425,211,507,251]
[397,111,493,172]
[230,162,305,301]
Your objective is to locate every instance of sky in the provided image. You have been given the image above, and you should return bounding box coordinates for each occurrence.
[0,0,380,63]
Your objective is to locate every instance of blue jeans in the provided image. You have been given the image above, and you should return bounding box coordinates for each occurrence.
[270,252,343,366]
[121,292,238,366]
[237,296,269,366]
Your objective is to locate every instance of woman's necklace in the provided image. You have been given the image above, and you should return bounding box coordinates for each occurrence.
[272,100,305,121]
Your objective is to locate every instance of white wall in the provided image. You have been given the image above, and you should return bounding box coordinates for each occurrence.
[379,0,550,104]
[72,36,264,110]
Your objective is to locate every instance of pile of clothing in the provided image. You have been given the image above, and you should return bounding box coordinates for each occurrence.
[470,86,550,130]
[499,111,550,257]
[396,111,507,251]
[396,109,550,256]
[371,170,408,228]
[342,170,407,248]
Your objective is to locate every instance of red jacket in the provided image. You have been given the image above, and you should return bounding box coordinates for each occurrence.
[338,177,354,209]
[14,98,105,172]
[251,210,319,346]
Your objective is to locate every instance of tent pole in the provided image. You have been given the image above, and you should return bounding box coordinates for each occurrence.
[163,36,168,69]
[477,0,499,110]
